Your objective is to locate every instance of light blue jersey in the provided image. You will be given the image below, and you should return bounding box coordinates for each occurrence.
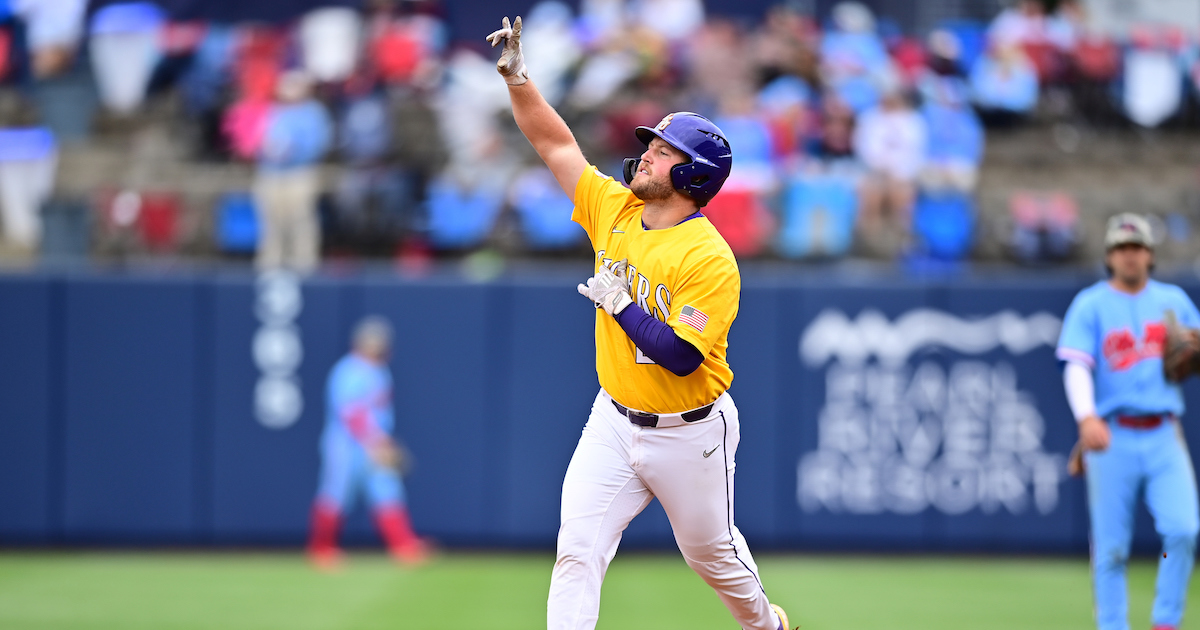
[1057,279,1200,418]
[325,354,394,440]
[317,353,403,511]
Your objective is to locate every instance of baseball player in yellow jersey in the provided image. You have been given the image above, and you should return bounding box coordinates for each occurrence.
[488,16,793,630]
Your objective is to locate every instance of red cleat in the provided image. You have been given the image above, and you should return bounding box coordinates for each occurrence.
[308,546,344,572]
[389,538,433,567]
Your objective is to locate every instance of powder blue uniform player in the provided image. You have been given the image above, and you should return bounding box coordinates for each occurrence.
[307,316,427,568]
[1057,214,1200,630]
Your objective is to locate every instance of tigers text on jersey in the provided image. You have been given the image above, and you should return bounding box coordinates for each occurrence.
[572,164,739,413]
[1057,279,1200,418]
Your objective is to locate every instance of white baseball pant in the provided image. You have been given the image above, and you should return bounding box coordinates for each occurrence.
[547,389,779,630]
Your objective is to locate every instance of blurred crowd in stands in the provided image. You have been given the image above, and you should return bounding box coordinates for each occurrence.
[0,0,1198,271]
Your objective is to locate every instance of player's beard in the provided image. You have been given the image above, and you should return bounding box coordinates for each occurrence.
[630,174,675,202]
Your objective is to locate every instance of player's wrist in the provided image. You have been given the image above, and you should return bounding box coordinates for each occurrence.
[502,69,529,86]
[605,291,632,317]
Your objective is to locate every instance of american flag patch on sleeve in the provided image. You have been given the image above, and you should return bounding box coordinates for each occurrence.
[679,305,709,333]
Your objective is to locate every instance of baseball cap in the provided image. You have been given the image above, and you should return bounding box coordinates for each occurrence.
[1104,213,1155,250]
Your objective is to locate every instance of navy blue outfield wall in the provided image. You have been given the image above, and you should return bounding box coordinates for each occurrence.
[2,269,1198,554]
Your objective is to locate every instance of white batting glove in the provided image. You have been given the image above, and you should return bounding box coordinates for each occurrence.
[485,16,529,86]
[578,259,633,316]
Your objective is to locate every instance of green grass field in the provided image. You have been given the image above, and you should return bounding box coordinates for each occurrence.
[0,551,1183,629]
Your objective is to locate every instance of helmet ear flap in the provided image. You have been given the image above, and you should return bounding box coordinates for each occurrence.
[622,158,640,186]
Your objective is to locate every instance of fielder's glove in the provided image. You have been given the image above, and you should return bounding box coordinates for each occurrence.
[1163,308,1200,383]
[485,16,529,86]
[578,259,633,316]
[369,438,414,476]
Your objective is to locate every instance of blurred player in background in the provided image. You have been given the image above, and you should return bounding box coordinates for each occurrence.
[1057,213,1200,630]
[307,316,428,569]
[488,15,792,630]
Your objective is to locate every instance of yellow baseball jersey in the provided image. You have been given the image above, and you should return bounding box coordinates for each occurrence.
[572,164,740,413]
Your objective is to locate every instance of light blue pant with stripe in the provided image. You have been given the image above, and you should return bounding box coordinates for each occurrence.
[1085,420,1199,630]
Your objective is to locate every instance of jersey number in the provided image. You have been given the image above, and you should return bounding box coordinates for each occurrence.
[636,347,656,365]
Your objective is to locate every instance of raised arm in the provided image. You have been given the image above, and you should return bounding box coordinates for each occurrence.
[488,16,588,199]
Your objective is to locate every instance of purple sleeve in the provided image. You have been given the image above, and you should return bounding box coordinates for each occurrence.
[613,306,705,377]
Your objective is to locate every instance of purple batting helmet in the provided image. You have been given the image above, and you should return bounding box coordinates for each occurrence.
[622,112,732,207]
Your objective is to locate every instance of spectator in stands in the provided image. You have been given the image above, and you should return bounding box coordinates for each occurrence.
[298,7,362,84]
[10,0,86,78]
[986,0,1048,50]
[807,91,857,166]
[253,70,331,272]
[578,0,625,46]
[633,0,705,43]
[987,0,1071,84]
[970,43,1039,126]
[333,71,417,252]
[918,75,984,194]
[926,28,965,77]
[819,1,893,114]
[987,0,1076,53]
[520,1,581,107]
[365,0,446,89]
[752,4,819,86]
[1046,0,1083,52]
[685,18,753,111]
[853,85,927,256]
[757,75,814,168]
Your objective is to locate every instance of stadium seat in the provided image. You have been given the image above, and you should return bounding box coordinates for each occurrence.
[1073,36,1121,81]
[509,168,583,249]
[215,192,259,254]
[777,175,857,258]
[1021,41,1066,84]
[138,192,180,252]
[426,177,503,250]
[912,192,975,260]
